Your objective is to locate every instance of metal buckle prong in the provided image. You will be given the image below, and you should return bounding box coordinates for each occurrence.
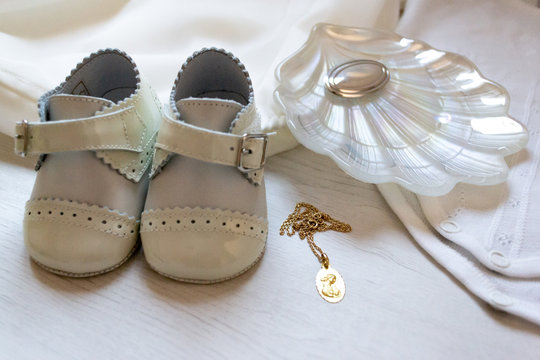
[15,119,29,157]
[237,133,268,173]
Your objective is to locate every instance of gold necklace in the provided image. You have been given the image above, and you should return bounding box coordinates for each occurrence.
[279,202,351,303]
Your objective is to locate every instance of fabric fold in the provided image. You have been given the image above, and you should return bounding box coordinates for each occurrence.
[378,0,540,326]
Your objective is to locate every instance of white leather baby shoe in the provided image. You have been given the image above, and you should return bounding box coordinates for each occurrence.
[17,49,162,276]
[141,48,269,283]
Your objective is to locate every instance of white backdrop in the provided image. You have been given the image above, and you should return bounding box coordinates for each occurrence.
[0,0,399,136]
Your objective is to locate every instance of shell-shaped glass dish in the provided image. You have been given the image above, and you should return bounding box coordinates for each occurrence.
[274,23,528,196]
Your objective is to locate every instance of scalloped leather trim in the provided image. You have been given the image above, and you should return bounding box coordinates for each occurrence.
[34,50,161,183]
[155,47,263,185]
[140,207,267,241]
[95,80,161,182]
[37,49,142,126]
[25,198,139,238]
[169,47,254,122]
[149,148,172,178]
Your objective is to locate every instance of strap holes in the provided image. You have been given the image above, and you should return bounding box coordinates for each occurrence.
[222,222,226,226]
[37,211,41,215]
[140,160,144,164]
[132,169,136,172]
[102,220,107,224]
[236,224,240,228]
[206,220,210,224]
[118,224,122,228]
[28,211,31,215]
[72,213,77,217]
[162,221,166,225]
[60,212,64,216]
[229,147,234,151]
[130,230,134,233]
[176,220,180,224]
[88,217,92,221]
[149,222,152,226]
[191,220,196,224]
[48,211,52,214]
[250,226,254,230]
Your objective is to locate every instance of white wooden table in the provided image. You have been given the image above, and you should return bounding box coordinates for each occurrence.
[1,133,539,359]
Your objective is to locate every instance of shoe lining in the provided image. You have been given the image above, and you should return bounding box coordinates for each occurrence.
[175,50,250,105]
[61,52,138,103]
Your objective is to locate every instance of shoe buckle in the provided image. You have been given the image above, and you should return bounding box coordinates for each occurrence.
[15,119,29,157]
[237,133,268,173]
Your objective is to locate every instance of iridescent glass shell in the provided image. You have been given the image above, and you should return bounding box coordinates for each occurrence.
[274,23,528,196]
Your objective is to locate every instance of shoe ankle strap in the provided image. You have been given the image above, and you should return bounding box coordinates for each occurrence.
[155,114,268,172]
[15,106,146,157]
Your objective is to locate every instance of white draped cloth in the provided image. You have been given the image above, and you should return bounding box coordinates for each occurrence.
[0,0,399,154]
[1,0,540,326]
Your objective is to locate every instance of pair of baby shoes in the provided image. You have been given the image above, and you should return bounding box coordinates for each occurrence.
[17,48,269,283]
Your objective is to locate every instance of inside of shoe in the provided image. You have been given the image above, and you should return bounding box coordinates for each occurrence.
[61,51,138,102]
[174,50,250,105]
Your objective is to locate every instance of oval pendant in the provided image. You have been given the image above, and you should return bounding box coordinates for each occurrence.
[316,266,346,303]
[325,59,390,98]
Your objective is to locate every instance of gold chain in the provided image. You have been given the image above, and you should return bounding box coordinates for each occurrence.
[279,202,351,269]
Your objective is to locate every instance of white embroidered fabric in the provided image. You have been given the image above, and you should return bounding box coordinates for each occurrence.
[380,183,540,326]
[378,0,540,325]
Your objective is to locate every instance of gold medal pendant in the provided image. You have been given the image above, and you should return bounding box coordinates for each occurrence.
[316,265,345,303]
[280,202,351,304]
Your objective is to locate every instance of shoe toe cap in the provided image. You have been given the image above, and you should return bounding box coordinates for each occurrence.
[141,207,267,283]
[142,231,265,282]
[24,199,139,276]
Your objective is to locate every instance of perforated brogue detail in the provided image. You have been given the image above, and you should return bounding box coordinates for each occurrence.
[140,207,267,241]
[25,198,139,238]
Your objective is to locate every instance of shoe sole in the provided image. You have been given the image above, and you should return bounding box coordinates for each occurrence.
[148,244,266,284]
[30,241,140,278]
